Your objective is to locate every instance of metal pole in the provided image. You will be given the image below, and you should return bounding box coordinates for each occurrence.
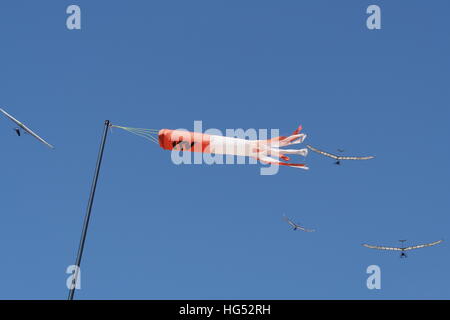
[68,120,110,300]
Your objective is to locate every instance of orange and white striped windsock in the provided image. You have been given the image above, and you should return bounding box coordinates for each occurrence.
[112,125,309,169]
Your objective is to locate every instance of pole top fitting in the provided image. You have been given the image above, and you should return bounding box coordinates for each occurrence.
[105,120,111,126]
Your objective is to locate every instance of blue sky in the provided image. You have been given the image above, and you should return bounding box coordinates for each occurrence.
[0,1,449,299]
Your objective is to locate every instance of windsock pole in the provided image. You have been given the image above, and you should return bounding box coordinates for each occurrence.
[68,120,111,300]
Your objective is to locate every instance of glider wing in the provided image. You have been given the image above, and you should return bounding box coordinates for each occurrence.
[403,240,443,251]
[21,124,54,149]
[283,215,296,227]
[298,226,315,232]
[338,155,375,160]
[307,145,374,161]
[362,244,402,251]
[306,145,338,159]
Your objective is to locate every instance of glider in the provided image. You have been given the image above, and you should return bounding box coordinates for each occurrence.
[111,124,309,169]
[306,145,374,165]
[283,215,315,232]
[0,108,54,149]
[363,239,443,258]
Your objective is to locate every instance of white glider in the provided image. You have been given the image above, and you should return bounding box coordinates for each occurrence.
[307,145,374,165]
[0,108,54,149]
[362,239,443,258]
[283,215,315,232]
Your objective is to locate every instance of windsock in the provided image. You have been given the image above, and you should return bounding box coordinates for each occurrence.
[157,125,309,169]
